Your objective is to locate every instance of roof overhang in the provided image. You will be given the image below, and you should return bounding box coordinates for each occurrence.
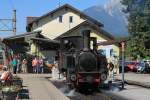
[3,31,60,51]
[31,37,60,44]
[2,31,42,53]
[97,38,127,46]
[2,31,42,44]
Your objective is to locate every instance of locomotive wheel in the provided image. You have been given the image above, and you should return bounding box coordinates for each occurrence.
[66,70,75,90]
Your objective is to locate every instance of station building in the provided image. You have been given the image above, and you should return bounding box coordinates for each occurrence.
[3,4,120,73]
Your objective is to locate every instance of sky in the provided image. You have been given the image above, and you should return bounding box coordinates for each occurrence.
[0,0,108,37]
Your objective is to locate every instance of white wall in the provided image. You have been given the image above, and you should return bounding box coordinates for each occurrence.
[32,8,85,39]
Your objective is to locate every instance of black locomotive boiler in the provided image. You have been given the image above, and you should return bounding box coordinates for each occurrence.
[59,30,108,90]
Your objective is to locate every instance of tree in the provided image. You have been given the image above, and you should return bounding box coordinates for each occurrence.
[121,0,150,60]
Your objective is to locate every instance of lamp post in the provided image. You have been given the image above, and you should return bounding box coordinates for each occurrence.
[121,42,125,89]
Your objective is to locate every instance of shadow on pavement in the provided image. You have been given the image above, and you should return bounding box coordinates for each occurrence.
[18,89,30,99]
[45,76,52,79]
[99,82,133,100]
[106,92,130,100]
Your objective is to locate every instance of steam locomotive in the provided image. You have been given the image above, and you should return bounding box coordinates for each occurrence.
[59,30,108,91]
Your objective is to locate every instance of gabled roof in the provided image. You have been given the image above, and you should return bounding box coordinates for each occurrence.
[55,21,114,40]
[27,4,103,27]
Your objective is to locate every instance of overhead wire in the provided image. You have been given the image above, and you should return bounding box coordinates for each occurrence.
[0,0,16,36]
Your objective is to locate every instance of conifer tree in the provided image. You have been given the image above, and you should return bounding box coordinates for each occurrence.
[121,0,150,59]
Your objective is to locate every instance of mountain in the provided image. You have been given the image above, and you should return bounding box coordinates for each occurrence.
[84,1,128,37]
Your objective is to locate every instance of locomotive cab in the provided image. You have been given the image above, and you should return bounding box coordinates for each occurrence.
[60,36,83,86]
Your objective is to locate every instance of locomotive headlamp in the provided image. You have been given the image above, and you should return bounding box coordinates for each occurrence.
[101,73,107,81]
[70,74,76,81]
[64,40,69,44]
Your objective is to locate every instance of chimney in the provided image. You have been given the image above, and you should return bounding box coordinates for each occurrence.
[82,30,91,51]
[26,17,39,25]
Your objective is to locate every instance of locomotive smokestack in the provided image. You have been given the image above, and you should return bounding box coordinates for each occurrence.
[82,30,91,51]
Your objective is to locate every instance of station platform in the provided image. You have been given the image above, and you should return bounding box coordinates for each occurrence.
[17,74,70,100]
[115,72,150,88]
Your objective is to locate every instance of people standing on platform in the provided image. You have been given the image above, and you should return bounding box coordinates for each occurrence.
[17,57,21,73]
[32,57,38,73]
[39,57,44,73]
[52,61,59,79]
[12,56,18,74]
[22,59,27,73]
[108,62,114,81]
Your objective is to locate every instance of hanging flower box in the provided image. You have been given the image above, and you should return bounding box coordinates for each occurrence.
[2,85,21,99]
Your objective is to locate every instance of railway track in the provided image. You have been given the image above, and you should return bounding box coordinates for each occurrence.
[69,92,112,100]
[49,78,112,100]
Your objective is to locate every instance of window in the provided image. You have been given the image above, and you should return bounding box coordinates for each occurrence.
[59,15,63,23]
[69,16,73,23]
[0,52,3,59]
[98,49,106,56]
[110,49,114,56]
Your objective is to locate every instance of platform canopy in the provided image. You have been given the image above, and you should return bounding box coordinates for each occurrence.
[2,31,60,53]
[31,37,60,50]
